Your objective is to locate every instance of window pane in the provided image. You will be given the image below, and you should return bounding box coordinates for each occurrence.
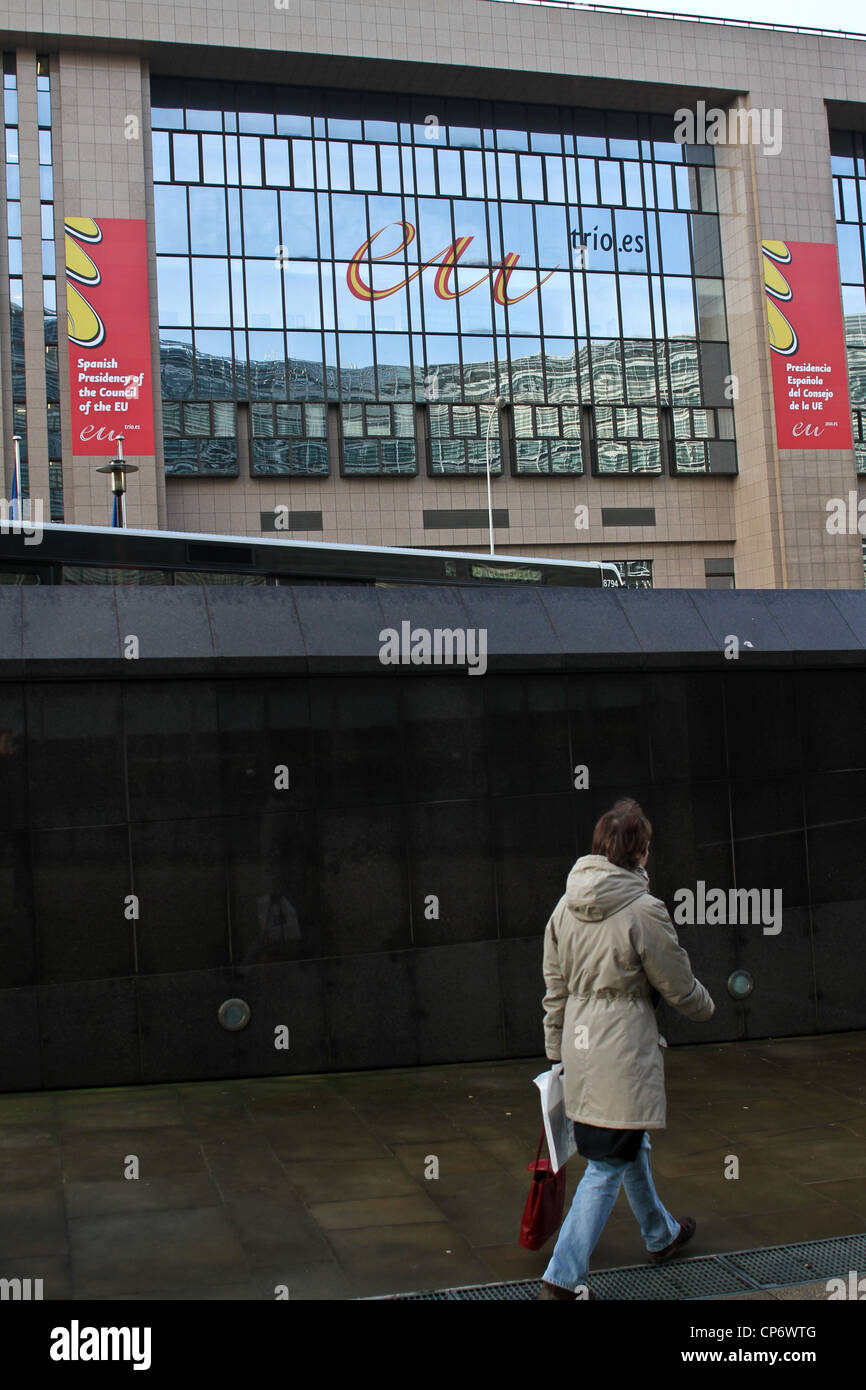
[280,191,318,258]
[188,187,226,253]
[378,438,415,473]
[304,403,327,436]
[519,153,544,199]
[578,159,598,203]
[271,404,299,436]
[616,407,639,437]
[200,133,225,183]
[619,276,652,337]
[211,402,235,436]
[515,438,549,472]
[264,138,291,186]
[291,139,314,187]
[245,261,283,328]
[544,155,564,203]
[549,441,583,473]
[172,133,200,181]
[587,274,620,336]
[663,278,696,335]
[631,442,661,473]
[157,258,191,326]
[242,188,279,256]
[393,403,415,436]
[596,440,630,472]
[591,342,623,402]
[438,149,463,195]
[544,341,579,402]
[640,406,660,436]
[614,209,648,272]
[184,401,211,435]
[674,440,706,471]
[153,130,171,181]
[836,224,863,283]
[366,404,391,436]
[535,204,567,267]
[430,439,465,473]
[343,438,379,473]
[466,438,500,470]
[623,162,643,208]
[352,144,378,190]
[695,277,726,341]
[599,161,623,205]
[669,341,700,401]
[658,212,691,273]
[154,185,189,253]
[623,340,657,403]
[341,404,364,436]
[497,151,518,199]
[282,263,321,328]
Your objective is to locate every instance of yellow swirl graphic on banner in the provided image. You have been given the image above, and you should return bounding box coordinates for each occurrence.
[762,240,798,356]
[65,217,105,347]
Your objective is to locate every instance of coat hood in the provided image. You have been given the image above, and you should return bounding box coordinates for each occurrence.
[566,854,649,922]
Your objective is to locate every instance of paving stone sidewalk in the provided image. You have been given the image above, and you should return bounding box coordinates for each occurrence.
[1,1030,864,1300]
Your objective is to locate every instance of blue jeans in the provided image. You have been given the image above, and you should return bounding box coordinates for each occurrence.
[542,1131,680,1292]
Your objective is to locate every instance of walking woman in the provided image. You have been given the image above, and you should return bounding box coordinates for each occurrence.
[538,797,715,1300]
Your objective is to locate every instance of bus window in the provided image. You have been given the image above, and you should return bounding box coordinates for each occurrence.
[62,565,173,584]
[174,570,269,585]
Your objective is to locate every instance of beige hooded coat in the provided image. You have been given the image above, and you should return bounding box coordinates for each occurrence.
[542,854,715,1129]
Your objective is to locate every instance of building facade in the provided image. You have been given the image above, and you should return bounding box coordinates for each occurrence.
[1,1,866,588]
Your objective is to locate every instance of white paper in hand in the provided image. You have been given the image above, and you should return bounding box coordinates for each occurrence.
[533,1064,578,1174]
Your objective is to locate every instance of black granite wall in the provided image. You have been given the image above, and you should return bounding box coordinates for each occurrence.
[1,585,865,1090]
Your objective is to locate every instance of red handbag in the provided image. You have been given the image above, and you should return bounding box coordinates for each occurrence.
[519,1129,567,1250]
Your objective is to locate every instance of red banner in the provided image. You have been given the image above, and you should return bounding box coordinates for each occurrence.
[762,240,852,450]
[65,216,156,456]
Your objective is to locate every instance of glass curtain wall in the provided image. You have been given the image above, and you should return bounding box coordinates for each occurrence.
[4,52,27,495]
[831,129,866,474]
[151,81,736,481]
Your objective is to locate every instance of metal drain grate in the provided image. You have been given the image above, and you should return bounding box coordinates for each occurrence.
[390,1280,544,1301]
[589,1253,755,1301]
[381,1230,866,1300]
[719,1232,866,1289]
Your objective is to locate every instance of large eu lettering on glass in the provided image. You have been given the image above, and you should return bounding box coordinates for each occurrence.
[762,240,853,450]
[65,217,156,456]
[151,81,736,477]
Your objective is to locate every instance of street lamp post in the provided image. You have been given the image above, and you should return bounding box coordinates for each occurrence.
[485,397,505,557]
[10,434,22,521]
[96,436,138,528]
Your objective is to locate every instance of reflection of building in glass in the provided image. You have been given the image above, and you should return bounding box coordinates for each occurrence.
[834,128,866,472]
[152,79,738,480]
[840,313,866,473]
[4,54,28,494]
[163,333,732,477]
[610,559,653,588]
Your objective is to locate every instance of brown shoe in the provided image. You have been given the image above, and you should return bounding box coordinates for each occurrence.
[649,1216,696,1264]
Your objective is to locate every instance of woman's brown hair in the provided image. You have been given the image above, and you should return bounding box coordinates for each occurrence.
[592,798,652,870]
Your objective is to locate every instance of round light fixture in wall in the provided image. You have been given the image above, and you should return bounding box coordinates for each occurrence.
[727,970,754,1000]
[218,998,251,1031]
